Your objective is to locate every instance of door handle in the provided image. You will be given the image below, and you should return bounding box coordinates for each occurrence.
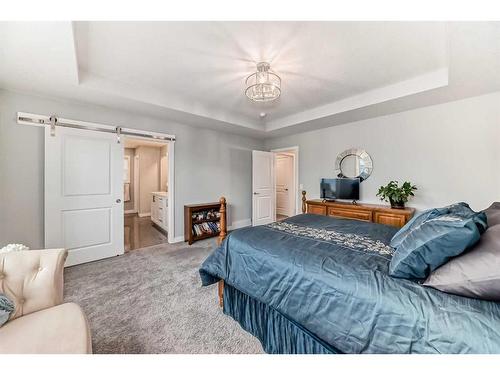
[116,199,121,203]
[285,188,289,191]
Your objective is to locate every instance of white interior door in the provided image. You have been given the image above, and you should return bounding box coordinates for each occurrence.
[276,154,294,217]
[45,126,124,266]
[252,150,275,226]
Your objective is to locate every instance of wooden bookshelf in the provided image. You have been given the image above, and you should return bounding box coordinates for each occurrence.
[184,200,226,245]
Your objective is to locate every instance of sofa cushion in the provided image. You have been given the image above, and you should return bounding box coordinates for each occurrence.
[424,203,500,300]
[0,302,92,354]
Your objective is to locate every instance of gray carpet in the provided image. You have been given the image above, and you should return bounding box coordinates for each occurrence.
[64,238,264,354]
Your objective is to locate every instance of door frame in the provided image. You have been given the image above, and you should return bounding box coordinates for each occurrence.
[271,146,299,216]
[122,136,175,244]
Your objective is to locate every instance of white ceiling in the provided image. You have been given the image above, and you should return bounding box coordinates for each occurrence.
[1,22,499,138]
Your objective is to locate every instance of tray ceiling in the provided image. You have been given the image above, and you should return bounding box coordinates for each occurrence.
[1,21,499,138]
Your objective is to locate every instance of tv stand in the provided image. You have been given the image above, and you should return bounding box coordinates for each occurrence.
[304,196,415,228]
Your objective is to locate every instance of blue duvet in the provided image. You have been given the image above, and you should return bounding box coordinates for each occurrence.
[200,214,500,353]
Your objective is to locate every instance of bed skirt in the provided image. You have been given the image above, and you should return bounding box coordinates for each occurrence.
[223,283,340,354]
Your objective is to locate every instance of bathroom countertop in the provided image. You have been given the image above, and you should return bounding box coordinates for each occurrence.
[151,191,167,197]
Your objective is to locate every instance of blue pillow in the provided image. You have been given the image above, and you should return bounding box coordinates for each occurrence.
[391,203,487,249]
[389,204,487,280]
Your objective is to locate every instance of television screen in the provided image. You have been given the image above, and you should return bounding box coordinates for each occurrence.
[320,178,360,201]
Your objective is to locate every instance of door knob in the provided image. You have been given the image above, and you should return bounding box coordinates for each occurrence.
[116,199,121,203]
[285,188,289,191]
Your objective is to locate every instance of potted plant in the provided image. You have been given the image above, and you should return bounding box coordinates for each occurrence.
[376,181,417,209]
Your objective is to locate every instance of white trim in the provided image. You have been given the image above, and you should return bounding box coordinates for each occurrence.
[124,209,137,214]
[133,154,139,213]
[138,212,151,217]
[271,146,300,215]
[172,235,185,243]
[167,141,175,244]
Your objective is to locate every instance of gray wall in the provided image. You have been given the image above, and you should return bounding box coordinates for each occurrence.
[0,90,264,248]
[266,91,500,212]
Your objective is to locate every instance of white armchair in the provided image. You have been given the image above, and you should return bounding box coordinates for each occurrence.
[0,249,92,354]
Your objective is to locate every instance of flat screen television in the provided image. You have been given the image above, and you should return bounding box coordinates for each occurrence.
[320,178,360,201]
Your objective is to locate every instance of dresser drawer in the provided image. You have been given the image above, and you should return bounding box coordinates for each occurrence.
[327,207,372,222]
[307,204,327,215]
[373,212,406,228]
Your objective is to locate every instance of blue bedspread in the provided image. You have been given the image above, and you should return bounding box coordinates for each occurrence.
[200,214,500,353]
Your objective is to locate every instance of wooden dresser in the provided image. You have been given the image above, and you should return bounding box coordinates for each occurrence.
[306,199,415,228]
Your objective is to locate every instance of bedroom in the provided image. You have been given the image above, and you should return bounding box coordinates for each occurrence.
[1,0,500,373]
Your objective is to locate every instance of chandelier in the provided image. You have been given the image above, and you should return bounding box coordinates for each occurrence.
[245,62,281,102]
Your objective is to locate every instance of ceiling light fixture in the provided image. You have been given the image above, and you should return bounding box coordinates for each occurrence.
[245,62,281,102]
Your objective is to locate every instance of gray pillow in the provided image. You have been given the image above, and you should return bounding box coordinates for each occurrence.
[0,293,15,327]
[423,203,500,300]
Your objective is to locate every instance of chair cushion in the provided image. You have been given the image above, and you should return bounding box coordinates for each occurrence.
[0,302,92,354]
[389,203,487,280]
[424,203,500,300]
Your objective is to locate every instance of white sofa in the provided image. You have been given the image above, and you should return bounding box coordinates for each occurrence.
[0,249,92,354]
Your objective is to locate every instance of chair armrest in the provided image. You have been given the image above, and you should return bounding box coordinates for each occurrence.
[0,249,68,320]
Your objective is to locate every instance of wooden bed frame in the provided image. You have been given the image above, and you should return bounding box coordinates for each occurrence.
[216,191,308,306]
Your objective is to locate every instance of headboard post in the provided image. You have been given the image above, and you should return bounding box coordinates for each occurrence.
[218,197,227,245]
[302,190,307,214]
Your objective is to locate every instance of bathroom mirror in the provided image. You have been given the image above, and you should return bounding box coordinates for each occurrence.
[335,148,373,181]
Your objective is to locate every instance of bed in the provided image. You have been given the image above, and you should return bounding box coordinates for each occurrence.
[199,196,500,353]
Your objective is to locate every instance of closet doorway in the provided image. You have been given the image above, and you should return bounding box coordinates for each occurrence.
[272,146,299,221]
[123,137,171,252]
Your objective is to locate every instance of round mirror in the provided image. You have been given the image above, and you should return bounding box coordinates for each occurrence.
[335,148,373,181]
[339,154,361,178]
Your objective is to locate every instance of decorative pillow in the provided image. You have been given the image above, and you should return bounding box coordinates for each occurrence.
[389,207,446,249]
[424,203,500,300]
[390,203,487,250]
[0,293,15,327]
[389,203,487,280]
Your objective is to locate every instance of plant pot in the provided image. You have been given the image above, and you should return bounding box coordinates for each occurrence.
[389,198,405,209]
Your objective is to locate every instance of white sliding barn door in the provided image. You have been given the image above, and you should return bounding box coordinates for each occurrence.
[45,127,124,266]
[252,150,275,226]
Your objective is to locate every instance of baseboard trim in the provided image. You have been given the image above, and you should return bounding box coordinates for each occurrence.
[138,212,151,218]
[228,218,252,230]
[125,209,137,214]
[171,236,185,243]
